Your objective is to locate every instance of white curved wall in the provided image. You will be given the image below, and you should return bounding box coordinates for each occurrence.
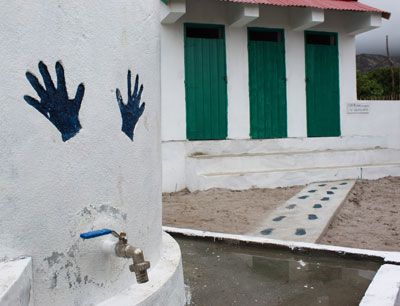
[0,1,163,305]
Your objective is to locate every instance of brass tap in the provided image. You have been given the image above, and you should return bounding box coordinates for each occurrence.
[114,232,150,284]
[80,229,150,284]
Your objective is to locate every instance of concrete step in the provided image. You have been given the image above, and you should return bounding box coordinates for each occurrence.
[185,136,389,156]
[186,163,400,191]
[187,148,400,174]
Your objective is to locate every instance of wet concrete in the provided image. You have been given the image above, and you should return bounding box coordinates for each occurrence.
[176,236,380,306]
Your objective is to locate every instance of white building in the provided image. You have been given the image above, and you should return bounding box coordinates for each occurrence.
[161,0,400,192]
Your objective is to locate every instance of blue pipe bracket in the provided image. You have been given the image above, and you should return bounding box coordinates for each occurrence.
[80,229,113,240]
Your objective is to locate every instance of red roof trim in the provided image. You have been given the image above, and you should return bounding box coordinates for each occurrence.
[220,0,391,19]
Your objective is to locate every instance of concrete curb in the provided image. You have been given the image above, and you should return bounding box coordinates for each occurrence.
[360,264,400,306]
[163,226,400,264]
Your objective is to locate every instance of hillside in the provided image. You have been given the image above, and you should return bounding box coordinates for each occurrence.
[357,54,400,72]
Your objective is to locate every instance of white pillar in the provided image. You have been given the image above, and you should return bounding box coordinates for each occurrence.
[286,29,308,138]
[161,23,187,141]
[226,26,251,139]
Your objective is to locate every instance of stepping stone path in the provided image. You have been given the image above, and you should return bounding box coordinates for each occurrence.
[253,180,355,242]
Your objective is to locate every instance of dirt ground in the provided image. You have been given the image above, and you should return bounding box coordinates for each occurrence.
[163,186,302,234]
[320,176,400,252]
[163,177,400,251]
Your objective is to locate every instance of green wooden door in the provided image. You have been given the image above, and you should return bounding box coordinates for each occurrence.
[184,24,228,140]
[305,32,341,137]
[248,28,287,139]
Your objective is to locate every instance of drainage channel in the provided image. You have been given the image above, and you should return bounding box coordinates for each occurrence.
[175,235,381,306]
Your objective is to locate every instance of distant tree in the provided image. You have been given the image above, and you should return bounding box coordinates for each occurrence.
[357,71,384,99]
[357,68,400,100]
[368,67,399,97]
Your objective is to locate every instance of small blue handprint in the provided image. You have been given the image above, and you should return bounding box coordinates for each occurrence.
[116,70,145,141]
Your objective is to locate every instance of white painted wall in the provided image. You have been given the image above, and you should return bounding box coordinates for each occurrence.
[162,141,187,192]
[0,1,181,305]
[344,101,400,149]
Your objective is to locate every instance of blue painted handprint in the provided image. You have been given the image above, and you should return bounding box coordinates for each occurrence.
[116,70,145,141]
[24,61,85,142]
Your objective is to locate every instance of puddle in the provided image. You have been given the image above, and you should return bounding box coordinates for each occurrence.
[176,236,379,306]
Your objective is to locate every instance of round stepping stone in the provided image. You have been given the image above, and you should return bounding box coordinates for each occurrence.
[298,195,309,199]
[260,228,274,235]
[331,187,338,190]
[273,216,286,222]
[308,189,317,193]
[327,191,334,195]
[286,204,296,210]
[295,228,306,236]
[321,197,330,201]
[308,214,318,220]
[340,182,348,185]
[313,204,322,209]
[318,184,327,187]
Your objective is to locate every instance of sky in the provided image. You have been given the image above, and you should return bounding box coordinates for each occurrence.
[356,0,399,56]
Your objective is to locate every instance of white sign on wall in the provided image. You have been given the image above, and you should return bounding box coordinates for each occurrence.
[347,103,370,114]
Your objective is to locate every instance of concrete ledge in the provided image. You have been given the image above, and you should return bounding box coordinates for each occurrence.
[98,232,185,306]
[189,164,400,191]
[184,135,390,156]
[346,12,382,35]
[160,0,186,24]
[290,7,324,31]
[0,257,33,306]
[360,264,400,306]
[228,4,259,27]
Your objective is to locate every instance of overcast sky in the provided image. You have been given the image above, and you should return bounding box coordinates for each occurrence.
[356,0,400,56]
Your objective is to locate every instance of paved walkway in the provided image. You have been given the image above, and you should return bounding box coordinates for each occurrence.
[252,180,355,243]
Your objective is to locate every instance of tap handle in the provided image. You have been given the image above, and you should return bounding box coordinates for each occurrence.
[80,229,113,240]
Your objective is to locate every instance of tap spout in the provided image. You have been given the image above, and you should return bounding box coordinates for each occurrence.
[115,240,150,284]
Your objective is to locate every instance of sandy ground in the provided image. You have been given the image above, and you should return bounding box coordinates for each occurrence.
[163,177,400,251]
[163,186,302,234]
[320,176,400,252]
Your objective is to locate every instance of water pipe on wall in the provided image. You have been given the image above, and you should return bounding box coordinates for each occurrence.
[80,229,150,283]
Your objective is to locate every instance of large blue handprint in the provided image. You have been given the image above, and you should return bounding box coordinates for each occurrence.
[116,70,145,141]
[24,61,85,142]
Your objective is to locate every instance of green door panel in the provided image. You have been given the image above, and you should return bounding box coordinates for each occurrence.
[248,28,287,139]
[305,32,341,137]
[184,24,228,140]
